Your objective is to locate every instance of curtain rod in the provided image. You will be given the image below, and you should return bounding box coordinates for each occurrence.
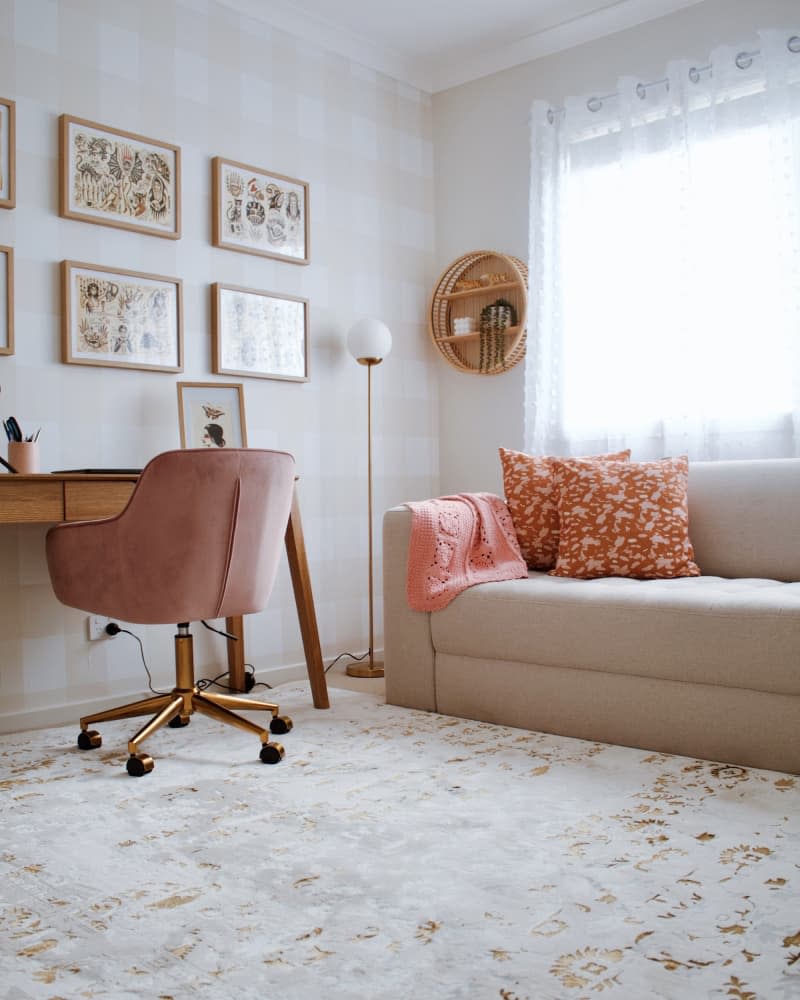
[546,33,800,123]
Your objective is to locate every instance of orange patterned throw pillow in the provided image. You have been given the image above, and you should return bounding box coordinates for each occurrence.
[499,448,631,570]
[550,456,700,580]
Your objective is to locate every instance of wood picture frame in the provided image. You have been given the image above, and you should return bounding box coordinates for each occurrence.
[61,260,183,373]
[0,245,13,355]
[212,156,309,264]
[212,282,309,382]
[177,381,247,449]
[0,97,15,209]
[59,114,181,239]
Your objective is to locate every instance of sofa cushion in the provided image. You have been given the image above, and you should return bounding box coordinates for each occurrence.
[499,447,630,571]
[429,573,800,697]
[688,458,800,582]
[551,456,700,580]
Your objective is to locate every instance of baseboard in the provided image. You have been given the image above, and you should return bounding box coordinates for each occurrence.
[0,661,309,735]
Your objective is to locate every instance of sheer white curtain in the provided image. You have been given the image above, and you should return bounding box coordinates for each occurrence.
[526,30,800,460]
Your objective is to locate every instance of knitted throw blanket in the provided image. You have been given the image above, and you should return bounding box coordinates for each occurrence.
[405,492,528,611]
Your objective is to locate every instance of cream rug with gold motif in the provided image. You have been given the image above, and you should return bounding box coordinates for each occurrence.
[1,682,798,999]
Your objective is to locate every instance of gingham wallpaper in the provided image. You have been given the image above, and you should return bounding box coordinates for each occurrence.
[0,0,438,730]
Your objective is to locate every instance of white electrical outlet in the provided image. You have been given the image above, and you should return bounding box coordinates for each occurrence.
[87,614,111,640]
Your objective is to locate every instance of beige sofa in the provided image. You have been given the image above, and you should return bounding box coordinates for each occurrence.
[383,458,800,775]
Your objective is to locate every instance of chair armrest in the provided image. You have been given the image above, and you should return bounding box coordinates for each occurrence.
[382,506,437,712]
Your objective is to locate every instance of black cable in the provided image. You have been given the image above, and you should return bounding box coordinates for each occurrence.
[110,619,372,695]
[200,619,238,641]
[111,626,169,696]
[325,650,369,673]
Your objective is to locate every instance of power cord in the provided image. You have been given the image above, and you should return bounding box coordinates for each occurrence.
[105,623,168,696]
[105,621,256,695]
[106,621,372,692]
[324,650,369,673]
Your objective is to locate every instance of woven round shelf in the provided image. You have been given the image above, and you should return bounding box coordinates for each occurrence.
[429,250,528,375]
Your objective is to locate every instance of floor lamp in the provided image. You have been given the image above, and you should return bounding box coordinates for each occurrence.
[346,317,392,679]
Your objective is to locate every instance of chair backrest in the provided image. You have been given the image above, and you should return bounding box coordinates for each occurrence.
[46,448,296,624]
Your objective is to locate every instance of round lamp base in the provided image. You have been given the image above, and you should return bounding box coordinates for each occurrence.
[346,660,385,679]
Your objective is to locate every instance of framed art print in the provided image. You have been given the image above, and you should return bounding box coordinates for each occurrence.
[212,282,309,382]
[61,260,183,372]
[0,97,15,209]
[59,114,181,238]
[212,156,309,264]
[0,246,13,355]
[177,381,247,449]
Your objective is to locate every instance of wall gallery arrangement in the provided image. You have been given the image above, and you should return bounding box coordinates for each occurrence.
[0,104,312,382]
[176,381,248,449]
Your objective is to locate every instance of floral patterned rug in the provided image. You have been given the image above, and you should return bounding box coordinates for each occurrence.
[1,682,798,999]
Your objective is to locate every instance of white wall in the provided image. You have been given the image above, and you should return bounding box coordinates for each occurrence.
[432,0,800,496]
[0,0,439,730]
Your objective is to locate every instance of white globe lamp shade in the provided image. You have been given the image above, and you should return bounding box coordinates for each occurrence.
[347,318,392,364]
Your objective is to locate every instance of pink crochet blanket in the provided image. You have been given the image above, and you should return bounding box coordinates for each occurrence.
[405,492,528,611]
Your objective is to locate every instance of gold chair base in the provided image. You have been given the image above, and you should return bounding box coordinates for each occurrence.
[77,628,289,774]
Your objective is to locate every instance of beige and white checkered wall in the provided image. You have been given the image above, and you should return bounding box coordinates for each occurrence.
[0,0,439,731]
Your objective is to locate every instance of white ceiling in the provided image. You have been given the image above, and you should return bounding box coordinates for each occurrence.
[219,0,705,92]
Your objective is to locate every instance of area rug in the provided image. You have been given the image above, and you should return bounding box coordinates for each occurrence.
[1,682,798,1000]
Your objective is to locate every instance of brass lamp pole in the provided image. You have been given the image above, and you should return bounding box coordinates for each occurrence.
[346,318,392,679]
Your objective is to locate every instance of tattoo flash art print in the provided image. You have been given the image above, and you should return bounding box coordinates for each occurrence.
[60,116,180,238]
[213,283,309,382]
[0,97,15,209]
[213,157,309,263]
[62,261,183,373]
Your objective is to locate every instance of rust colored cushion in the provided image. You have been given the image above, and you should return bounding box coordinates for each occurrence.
[550,455,700,580]
[499,448,631,570]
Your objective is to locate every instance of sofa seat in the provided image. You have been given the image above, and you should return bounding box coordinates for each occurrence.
[431,573,800,697]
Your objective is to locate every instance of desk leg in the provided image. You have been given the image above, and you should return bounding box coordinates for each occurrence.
[285,489,329,709]
[225,615,246,692]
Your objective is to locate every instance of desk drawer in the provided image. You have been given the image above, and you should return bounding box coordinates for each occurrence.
[64,481,135,521]
[0,480,63,522]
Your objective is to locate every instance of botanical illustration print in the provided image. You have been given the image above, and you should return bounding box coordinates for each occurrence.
[67,121,176,232]
[219,287,306,379]
[219,162,306,260]
[72,270,177,367]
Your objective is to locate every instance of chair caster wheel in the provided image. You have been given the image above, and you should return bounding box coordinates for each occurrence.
[260,741,285,764]
[77,730,101,750]
[126,753,154,777]
[270,715,293,735]
[168,715,190,728]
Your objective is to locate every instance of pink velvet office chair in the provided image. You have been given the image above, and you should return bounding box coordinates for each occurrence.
[46,448,297,776]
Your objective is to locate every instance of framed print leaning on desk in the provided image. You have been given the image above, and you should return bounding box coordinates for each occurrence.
[177,381,247,449]
[0,245,12,355]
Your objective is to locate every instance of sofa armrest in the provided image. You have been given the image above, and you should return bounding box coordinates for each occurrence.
[382,506,437,711]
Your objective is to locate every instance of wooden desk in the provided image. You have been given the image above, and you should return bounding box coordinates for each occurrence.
[0,472,330,709]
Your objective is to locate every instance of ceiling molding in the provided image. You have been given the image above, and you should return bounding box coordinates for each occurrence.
[217,0,707,94]
[429,0,706,92]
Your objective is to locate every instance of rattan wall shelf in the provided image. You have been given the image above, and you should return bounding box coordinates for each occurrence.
[429,250,528,375]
